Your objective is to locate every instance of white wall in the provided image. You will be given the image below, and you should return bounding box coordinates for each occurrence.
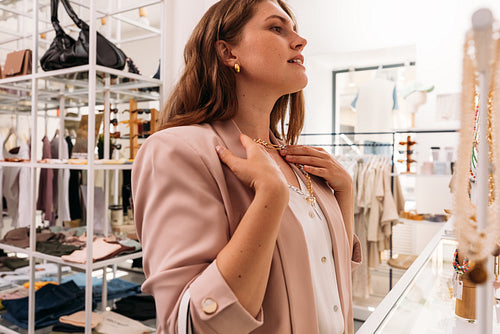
[287,0,500,134]
[118,0,500,134]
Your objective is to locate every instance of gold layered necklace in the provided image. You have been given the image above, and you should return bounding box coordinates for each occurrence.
[253,138,316,205]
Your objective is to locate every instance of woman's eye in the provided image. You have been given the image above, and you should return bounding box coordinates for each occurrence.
[271,26,282,33]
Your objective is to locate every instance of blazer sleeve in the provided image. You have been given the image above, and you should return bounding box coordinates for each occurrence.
[132,132,263,334]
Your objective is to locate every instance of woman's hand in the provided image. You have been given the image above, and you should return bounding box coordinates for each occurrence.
[217,134,289,198]
[280,145,353,193]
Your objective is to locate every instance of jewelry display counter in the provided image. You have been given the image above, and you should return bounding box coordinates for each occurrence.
[358,221,500,334]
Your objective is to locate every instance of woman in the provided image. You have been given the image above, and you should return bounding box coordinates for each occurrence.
[132,0,361,333]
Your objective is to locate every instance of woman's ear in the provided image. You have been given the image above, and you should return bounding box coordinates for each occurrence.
[215,40,238,68]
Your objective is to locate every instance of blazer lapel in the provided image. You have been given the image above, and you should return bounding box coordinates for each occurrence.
[276,207,319,333]
[211,119,247,159]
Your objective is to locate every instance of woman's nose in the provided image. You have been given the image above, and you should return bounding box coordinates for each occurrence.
[292,33,307,51]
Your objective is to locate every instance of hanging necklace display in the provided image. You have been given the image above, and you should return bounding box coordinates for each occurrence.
[454,27,500,284]
[493,245,500,290]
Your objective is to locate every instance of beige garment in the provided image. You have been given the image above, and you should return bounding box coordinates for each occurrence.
[352,162,370,299]
[367,241,381,268]
[380,166,400,250]
[61,237,123,263]
[367,166,383,242]
[392,175,406,215]
[59,311,103,328]
[381,166,399,225]
[352,212,370,298]
[95,311,154,334]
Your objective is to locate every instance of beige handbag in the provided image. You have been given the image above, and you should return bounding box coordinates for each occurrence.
[3,49,32,77]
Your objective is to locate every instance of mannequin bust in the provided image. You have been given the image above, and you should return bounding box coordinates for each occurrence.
[405,90,428,127]
[351,77,398,132]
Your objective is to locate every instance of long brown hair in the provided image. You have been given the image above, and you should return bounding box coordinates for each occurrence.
[160,0,305,144]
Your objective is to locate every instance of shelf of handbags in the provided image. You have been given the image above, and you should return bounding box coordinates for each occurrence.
[0,0,164,113]
[0,64,162,114]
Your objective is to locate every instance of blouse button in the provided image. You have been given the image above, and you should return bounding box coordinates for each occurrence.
[309,211,315,218]
[334,305,339,312]
[321,256,327,263]
[202,298,218,314]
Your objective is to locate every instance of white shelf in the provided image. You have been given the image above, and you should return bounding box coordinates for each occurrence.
[0,243,31,255]
[0,162,134,170]
[32,250,143,271]
[0,241,142,271]
[393,173,452,177]
[0,65,162,110]
[399,218,447,225]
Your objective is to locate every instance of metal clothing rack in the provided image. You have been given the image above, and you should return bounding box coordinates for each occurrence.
[300,129,458,290]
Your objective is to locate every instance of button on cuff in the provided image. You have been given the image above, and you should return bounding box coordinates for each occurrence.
[202,298,218,314]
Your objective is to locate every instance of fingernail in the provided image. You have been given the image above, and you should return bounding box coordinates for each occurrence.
[216,145,225,154]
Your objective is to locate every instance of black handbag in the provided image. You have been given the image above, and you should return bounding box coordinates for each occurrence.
[40,0,126,71]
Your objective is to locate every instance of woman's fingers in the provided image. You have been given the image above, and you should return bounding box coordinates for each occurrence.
[280,145,327,157]
[216,134,287,191]
[216,144,241,171]
[283,154,326,168]
[282,145,352,192]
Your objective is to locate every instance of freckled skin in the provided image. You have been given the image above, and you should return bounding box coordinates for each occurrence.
[230,1,307,98]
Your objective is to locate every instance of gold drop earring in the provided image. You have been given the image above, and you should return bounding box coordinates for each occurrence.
[234,63,240,73]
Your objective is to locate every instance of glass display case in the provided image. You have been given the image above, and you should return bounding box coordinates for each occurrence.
[358,223,500,334]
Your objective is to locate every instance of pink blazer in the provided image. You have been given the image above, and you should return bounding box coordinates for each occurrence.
[132,119,362,334]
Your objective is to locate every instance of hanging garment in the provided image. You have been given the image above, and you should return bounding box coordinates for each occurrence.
[351,161,370,299]
[380,164,401,249]
[122,169,132,216]
[0,133,3,228]
[3,141,30,227]
[65,135,73,157]
[68,170,82,220]
[36,136,54,223]
[51,134,71,223]
[67,132,83,221]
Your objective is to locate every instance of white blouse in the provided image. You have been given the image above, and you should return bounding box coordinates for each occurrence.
[288,175,344,334]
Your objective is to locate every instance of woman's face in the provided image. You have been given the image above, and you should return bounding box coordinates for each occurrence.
[231,0,308,96]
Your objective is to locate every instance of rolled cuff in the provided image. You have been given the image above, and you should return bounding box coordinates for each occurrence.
[351,234,362,271]
[189,261,264,334]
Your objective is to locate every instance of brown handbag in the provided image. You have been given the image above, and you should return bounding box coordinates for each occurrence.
[4,49,32,77]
